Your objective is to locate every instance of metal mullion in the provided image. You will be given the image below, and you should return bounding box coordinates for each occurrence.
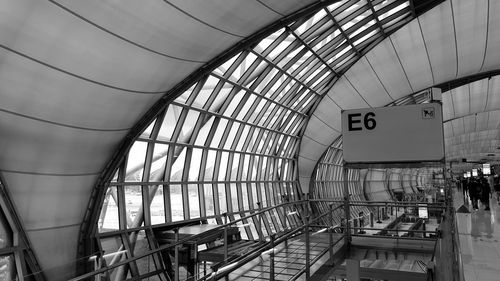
[260,131,276,155]
[367,0,387,36]
[169,107,189,143]
[329,0,360,18]
[211,72,308,118]
[187,112,208,145]
[236,52,266,86]
[229,90,253,120]
[236,151,245,181]
[268,107,291,133]
[225,183,234,218]
[240,125,256,152]
[305,24,341,50]
[346,24,380,49]
[255,156,264,181]
[250,128,266,154]
[249,49,323,97]
[258,28,292,57]
[236,182,245,212]
[287,26,339,75]
[215,84,241,117]
[279,45,311,73]
[342,14,377,39]
[287,49,324,79]
[163,146,176,222]
[219,119,235,149]
[182,148,193,220]
[121,233,140,278]
[261,101,283,129]
[325,9,362,59]
[185,75,209,107]
[226,152,235,182]
[202,78,226,111]
[293,14,334,42]
[283,137,299,158]
[276,81,304,109]
[134,138,296,162]
[212,183,222,224]
[283,114,304,135]
[271,33,304,65]
[378,6,412,27]
[223,50,250,80]
[117,161,128,230]
[338,3,371,27]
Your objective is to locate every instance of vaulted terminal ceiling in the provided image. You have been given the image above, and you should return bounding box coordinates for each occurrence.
[0,0,498,279]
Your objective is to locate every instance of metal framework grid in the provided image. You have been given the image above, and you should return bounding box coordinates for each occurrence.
[76,0,444,279]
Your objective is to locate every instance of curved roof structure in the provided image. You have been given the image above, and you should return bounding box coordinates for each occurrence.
[0,0,499,279]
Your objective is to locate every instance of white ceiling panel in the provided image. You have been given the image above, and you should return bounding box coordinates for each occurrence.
[0,112,124,174]
[327,76,370,109]
[442,91,454,120]
[450,85,469,117]
[298,135,328,162]
[481,0,500,71]
[419,0,457,83]
[469,79,488,113]
[0,49,159,129]
[168,0,281,37]
[303,115,339,147]
[0,1,199,92]
[444,121,454,137]
[27,225,79,280]
[453,0,488,76]
[365,39,412,100]
[312,95,342,132]
[344,57,393,106]
[475,111,489,131]
[485,76,500,111]
[487,110,500,127]
[451,118,465,136]
[52,0,240,60]
[3,172,96,230]
[259,0,315,15]
[390,19,434,92]
[462,114,475,132]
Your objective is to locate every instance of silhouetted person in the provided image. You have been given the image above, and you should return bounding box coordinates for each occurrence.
[468,178,481,210]
[480,176,491,211]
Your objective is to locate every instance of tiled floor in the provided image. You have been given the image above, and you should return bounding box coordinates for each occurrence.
[455,190,500,281]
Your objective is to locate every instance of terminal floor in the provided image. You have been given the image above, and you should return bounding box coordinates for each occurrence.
[455,189,500,281]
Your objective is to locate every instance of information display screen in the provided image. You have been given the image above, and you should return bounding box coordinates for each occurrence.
[483,163,491,175]
[472,169,478,177]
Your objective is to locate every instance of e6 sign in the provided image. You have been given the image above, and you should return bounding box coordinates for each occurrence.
[347,112,376,131]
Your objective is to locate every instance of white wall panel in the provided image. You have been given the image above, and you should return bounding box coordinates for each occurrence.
[344,57,393,106]
[326,76,369,109]
[27,225,80,280]
[0,0,199,92]
[390,20,434,92]
[303,115,339,146]
[475,112,489,131]
[0,49,159,129]
[481,0,500,71]
[169,0,280,36]
[2,172,95,230]
[451,85,470,117]
[0,112,123,174]
[442,91,454,120]
[313,95,342,131]
[365,40,412,100]
[260,0,316,15]
[52,0,240,60]
[485,76,500,111]
[469,79,488,114]
[419,0,457,83]
[453,0,488,76]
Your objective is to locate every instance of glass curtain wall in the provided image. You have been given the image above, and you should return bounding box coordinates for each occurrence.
[90,0,418,279]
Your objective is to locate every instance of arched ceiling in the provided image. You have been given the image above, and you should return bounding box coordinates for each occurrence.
[300,0,500,188]
[0,0,320,279]
[0,0,497,279]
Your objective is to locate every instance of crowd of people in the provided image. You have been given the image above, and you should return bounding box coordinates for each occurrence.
[459,173,500,211]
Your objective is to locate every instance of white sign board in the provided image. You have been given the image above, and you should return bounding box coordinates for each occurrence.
[341,103,444,165]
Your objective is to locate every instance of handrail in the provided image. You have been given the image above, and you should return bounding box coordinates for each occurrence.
[70,200,308,281]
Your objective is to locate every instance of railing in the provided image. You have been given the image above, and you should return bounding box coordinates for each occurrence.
[73,198,445,281]
[71,199,346,281]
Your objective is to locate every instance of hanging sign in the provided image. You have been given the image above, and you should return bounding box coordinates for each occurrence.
[341,103,444,166]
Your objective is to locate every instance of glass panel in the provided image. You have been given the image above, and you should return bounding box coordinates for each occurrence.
[204,184,215,217]
[188,184,200,219]
[157,105,182,141]
[170,185,184,222]
[125,186,143,228]
[151,186,165,225]
[170,147,186,182]
[150,144,168,181]
[125,141,148,182]
[98,187,119,233]
[0,255,16,281]
[218,184,227,214]
[189,148,203,181]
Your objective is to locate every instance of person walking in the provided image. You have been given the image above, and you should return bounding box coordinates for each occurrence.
[480,175,491,211]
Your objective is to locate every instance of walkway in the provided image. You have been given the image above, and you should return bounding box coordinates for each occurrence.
[455,189,500,281]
